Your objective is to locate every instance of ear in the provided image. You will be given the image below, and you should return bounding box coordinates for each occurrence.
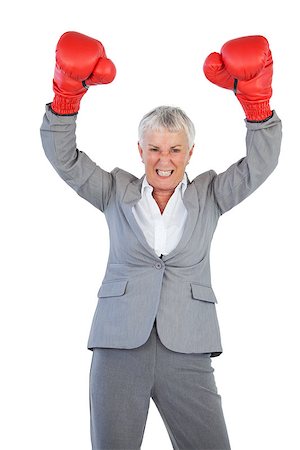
[188,144,195,159]
[138,142,143,159]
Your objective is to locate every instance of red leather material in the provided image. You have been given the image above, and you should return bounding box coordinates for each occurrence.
[203,36,273,121]
[51,31,116,115]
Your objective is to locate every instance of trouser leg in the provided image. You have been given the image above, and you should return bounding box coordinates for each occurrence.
[152,328,231,450]
[89,326,157,450]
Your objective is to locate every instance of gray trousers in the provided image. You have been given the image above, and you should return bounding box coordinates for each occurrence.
[89,320,231,450]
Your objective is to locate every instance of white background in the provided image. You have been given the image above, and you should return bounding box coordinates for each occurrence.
[1,0,299,449]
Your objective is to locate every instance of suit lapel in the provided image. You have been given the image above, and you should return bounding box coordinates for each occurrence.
[120,172,199,260]
[163,174,199,261]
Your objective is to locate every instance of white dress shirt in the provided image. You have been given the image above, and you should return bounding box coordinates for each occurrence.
[132,173,188,257]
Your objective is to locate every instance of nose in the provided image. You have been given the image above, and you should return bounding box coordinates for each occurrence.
[159,150,172,161]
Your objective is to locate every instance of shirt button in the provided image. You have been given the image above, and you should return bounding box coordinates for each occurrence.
[155,262,162,269]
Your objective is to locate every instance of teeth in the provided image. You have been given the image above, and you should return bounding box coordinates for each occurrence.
[157,170,173,177]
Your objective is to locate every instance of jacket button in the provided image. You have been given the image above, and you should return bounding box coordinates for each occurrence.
[155,262,162,269]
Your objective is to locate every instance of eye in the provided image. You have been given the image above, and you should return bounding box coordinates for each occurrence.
[150,148,159,151]
[171,148,181,153]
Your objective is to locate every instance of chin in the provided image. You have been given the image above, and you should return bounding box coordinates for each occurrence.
[147,170,181,189]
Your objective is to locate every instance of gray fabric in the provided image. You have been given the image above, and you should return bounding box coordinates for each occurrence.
[40,106,282,357]
[89,319,231,450]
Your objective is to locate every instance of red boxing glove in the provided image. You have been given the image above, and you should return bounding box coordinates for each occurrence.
[51,31,116,115]
[203,36,273,121]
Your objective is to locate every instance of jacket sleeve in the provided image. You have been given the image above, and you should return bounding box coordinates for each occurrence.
[210,110,282,215]
[40,104,115,212]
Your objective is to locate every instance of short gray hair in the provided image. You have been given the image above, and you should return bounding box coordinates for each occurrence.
[138,105,195,149]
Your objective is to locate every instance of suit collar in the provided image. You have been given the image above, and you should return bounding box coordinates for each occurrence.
[120,172,199,261]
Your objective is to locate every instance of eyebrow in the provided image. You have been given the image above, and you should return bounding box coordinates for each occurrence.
[148,144,183,148]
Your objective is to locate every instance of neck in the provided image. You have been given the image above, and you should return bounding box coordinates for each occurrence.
[152,189,174,215]
[152,188,174,200]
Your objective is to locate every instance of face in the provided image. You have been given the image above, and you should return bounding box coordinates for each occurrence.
[138,128,194,194]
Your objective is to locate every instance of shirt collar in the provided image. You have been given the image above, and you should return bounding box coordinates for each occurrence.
[141,172,188,197]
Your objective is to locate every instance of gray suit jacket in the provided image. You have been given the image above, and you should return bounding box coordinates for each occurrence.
[40,105,282,357]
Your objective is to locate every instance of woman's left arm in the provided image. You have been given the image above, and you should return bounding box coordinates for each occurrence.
[210,111,282,215]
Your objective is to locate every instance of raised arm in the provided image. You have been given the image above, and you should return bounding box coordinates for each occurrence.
[203,35,282,214]
[40,31,117,212]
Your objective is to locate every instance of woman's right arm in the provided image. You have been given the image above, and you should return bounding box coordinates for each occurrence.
[40,104,115,212]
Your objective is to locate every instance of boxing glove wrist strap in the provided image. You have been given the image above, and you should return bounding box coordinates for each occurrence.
[51,92,85,115]
[48,102,78,116]
[237,97,272,122]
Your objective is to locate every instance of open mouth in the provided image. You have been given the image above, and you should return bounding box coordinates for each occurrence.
[156,169,174,177]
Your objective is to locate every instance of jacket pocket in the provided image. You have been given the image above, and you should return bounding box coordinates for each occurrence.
[190,283,218,303]
[97,279,128,298]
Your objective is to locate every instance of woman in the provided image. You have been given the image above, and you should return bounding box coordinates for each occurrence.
[40,31,282,450]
